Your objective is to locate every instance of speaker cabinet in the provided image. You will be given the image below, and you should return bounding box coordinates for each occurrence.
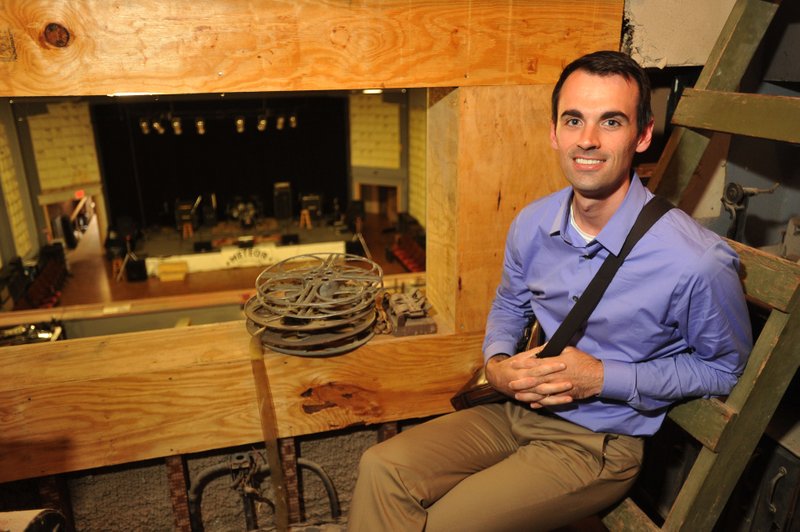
[274,182,293,221]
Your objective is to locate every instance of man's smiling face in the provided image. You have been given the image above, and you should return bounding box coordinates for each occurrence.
[550,70,653,202]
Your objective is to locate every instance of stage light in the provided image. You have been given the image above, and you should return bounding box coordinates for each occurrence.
[171,117,182,135]
[196,118,206,135]
[235,116,245,133]
[152,118,165,135]
[139,118,150,135]
[257,115,267,132]
[276,115,285,131]
[289,114,297,128]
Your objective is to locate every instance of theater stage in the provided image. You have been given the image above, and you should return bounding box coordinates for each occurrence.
[137,218,347,276]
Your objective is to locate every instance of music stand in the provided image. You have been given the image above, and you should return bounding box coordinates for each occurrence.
[116,236,138,282]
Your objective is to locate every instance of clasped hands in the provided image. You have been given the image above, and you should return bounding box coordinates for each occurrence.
[484,344,604,408]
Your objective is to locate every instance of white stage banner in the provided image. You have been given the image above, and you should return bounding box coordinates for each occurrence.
[145,241,345,275]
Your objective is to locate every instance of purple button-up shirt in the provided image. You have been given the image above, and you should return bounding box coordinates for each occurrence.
[483,175,752,436]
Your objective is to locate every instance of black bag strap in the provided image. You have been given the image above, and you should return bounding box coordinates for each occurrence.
[537,195,674,358]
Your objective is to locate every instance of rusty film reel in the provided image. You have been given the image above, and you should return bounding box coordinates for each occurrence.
[245,253,383,356]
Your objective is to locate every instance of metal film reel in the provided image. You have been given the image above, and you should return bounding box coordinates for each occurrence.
[246,253,384,356]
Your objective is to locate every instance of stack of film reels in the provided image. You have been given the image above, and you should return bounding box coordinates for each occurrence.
[245,253,384,356]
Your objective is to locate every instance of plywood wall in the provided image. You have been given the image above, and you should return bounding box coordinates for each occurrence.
[427,85,566,332]
[0,1,623,96]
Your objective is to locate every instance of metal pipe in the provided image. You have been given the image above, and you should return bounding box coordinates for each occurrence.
[187,462,230,532]
[297,458,341,519]
[186,454,340,531]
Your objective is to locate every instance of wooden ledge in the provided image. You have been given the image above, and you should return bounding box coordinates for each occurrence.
[0,320,482,483]
[0,289,255,327]
[0,272,426,327]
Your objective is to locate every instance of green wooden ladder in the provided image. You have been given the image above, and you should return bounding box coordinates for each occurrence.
[602,0,800,530]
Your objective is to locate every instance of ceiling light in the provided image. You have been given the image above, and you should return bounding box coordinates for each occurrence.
[196,118,206,135]
[362,89,383,95]
[171,117,182,135]
[289,114,297,128]
[257,115,267,132]
[235,116,245,133]
[139,118,150,135]
[276,115,285,131]
[152,119,165,135]
[108,91,161,97]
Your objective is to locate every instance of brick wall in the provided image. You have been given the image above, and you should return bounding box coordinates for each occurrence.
[27,102,102,192]
[349,94,401,170]
[0,119,33,261]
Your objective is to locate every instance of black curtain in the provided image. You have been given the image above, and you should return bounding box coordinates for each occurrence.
[91,95,349,230]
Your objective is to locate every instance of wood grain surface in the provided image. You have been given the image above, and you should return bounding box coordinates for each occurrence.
[426,84,565,333]
[0,321,483,482]
[0,0,623,96]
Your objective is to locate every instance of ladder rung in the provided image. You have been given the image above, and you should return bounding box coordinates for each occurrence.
[601,497,659,532]
[668,397,737,452]
[672,88,800,144]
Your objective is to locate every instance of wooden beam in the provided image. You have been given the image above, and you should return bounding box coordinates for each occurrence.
[727,239,800,313]
[250,334,290,531]
[667,397,737,452]
[0,0,623,97]
[601,497,660,532]
[426,84,565,332]
[0,321,482,483]
[672,88,800,144]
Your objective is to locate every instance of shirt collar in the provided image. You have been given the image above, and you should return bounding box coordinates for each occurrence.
[548,174,651,256]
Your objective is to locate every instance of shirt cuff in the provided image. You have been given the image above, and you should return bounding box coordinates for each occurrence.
[599,359,636,402]
[483,340,518,363]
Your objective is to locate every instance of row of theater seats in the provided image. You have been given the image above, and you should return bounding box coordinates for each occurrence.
[386,213,426,273]
[388,234,426,273]
[1,244,68,311]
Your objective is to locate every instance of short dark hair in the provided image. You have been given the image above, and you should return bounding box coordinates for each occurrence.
[551,50,652,136]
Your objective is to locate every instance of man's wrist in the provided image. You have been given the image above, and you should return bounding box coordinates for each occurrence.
[485,353,510,369]
[484,353,509,390]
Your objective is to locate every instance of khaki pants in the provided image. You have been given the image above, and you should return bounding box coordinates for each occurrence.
[349,402,643,532]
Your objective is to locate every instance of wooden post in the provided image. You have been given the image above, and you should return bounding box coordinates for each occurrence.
[426,85,566,333]
[249,334,290,532]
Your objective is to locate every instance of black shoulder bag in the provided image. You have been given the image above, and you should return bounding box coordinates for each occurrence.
[451,196,674,410]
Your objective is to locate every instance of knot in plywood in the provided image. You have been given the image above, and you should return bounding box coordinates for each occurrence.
[43,23,70,48]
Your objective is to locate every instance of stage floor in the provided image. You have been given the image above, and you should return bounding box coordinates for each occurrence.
[137,218,349,275]
[137,218,347,257]
[57,214,408,307]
